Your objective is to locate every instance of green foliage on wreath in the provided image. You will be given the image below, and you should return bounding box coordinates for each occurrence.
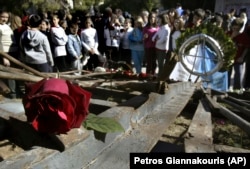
[175,23,236,72]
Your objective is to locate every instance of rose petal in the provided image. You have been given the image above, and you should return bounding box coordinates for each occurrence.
[24,93,75,133]
[32,112,70,134]
[66,81,92,128]
[58,111,67,121]
[42,78,69,95]
[23,79,47,96]
[37,93,75,133]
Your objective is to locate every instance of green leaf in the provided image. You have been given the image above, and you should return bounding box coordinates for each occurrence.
[176,23,236,71]
[83,113,125,133]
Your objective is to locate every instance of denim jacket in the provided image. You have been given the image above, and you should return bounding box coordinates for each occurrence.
[128,28,144,51]
[67,34,82,61]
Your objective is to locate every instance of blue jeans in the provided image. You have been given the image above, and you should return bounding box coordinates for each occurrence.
[131,50,144,74]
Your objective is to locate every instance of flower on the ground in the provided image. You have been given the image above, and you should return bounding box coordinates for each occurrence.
[22,78,92,134]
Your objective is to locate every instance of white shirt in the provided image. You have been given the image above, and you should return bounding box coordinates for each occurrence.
[171,30,181,50]
[81,27,99,52]
[104,25,123,48]
[0,24,17,52]
[50,26,68,57]
[152,24,171,51]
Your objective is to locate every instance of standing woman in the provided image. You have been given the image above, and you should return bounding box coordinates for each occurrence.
[152,13,171,79]
[9,14,23,52]
[0,10,18,63]
[50,12,68,72]
[167,8,180,32]
[128,16,144,75]
[171,17,185,51]
[119,18,133,66]
[0,9,19,98]
[104,17,123,62]
[66,21,83,74]
[143,11,159,76]
[80,17,100,71]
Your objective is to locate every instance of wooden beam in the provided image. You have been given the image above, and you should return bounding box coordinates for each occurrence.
[184,98,215,152]
[0,51,48,78]
[0,71,43,82]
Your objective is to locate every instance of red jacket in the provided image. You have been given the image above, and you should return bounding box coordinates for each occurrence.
[227,30,250,62]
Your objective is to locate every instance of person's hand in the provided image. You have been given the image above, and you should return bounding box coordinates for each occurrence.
[48,61,54,67]
[231,31,239,39]
[236,57,244,63]
[152,35,158,42]
[3,58,10,66]
[89,48,95,55]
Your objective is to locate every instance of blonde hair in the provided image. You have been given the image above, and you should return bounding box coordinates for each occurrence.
[10,15,22,30]
[174,17,185,31]
[134,16,144,28]
[85,17,94,27]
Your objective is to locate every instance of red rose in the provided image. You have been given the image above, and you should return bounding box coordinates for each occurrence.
[22,78,92,134]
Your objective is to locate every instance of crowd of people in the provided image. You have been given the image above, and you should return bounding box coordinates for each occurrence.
[0,3,250,98]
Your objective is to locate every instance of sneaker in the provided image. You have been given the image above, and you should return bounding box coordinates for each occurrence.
[228,87,233,92]
[234,89,244,94]
[239,88,245,94]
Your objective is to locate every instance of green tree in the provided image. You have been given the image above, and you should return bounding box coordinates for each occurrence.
[160,0,215,11]
[0,0,100,15]
[73,0,97,11]
[101,0,160,16]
